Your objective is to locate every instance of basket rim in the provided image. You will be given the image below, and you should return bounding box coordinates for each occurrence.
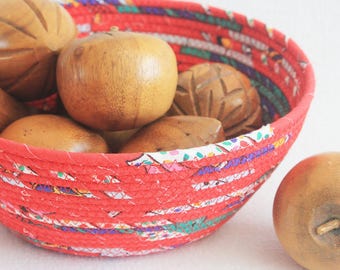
[0,0,315,162]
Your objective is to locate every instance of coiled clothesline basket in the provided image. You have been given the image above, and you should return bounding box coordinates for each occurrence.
[0,0,314,257]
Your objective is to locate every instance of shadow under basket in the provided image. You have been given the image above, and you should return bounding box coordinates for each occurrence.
[0,0,314,257]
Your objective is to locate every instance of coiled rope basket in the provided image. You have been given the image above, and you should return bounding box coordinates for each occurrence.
[0,0,314,257]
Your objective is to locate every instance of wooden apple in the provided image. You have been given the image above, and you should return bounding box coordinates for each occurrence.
[273,152,340,270]
[57,28,178,131]
[1,114,109,153]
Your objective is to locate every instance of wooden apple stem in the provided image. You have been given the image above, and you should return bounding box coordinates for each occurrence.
[316,218,340,236]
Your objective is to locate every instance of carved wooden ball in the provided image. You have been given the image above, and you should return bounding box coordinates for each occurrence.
[169,63,262,139]
[0,0,77,101]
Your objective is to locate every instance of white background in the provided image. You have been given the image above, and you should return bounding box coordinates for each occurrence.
[1,0,340,269]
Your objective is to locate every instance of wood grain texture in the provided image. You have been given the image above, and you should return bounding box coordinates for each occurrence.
[119,115,225,153]
[57,30,178,131]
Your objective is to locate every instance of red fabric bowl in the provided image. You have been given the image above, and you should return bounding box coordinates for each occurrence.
[0,0,314,257]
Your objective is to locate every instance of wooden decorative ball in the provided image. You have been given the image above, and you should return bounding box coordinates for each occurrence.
[168,63,263,139]
[0,0,77,101]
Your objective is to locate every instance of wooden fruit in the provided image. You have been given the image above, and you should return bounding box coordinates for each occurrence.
[0,0,77,101]
[119,115,225,153]
[57,28,178,131]
[168,62,262,139]
[0,88,30,131]
[0,114,109,153]
[273,152,340,270]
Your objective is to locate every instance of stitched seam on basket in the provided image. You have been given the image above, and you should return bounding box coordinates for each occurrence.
[235,21,309,104]
[144,170,271,217]
[0,152,278,211]
[126,133,289,175]
[0,199,229,236]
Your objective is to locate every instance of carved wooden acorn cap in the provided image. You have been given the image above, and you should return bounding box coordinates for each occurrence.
[0,0,77,101]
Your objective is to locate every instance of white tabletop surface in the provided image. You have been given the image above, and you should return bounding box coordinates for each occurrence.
[1,0,340,269]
